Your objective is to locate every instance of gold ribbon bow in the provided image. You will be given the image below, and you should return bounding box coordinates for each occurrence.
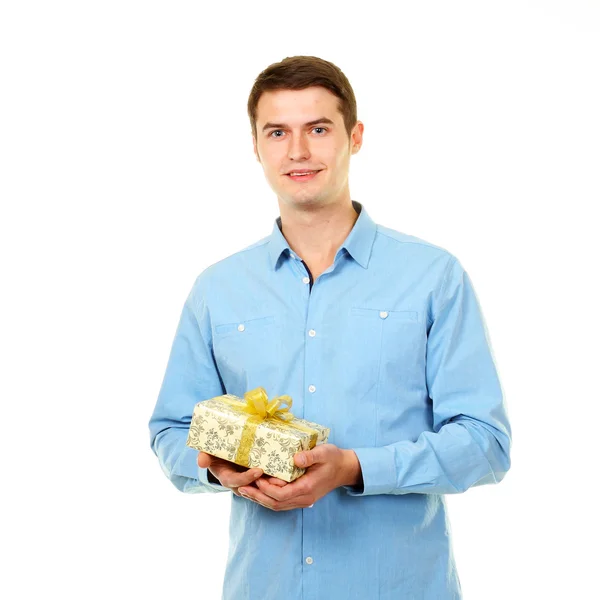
[219,387,319,469]
[241,387,295,422]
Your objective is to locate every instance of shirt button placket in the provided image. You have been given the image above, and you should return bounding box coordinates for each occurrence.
[307,326,317,395]
[302,260,319,592]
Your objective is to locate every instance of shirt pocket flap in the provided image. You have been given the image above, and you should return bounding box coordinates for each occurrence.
[214,315,276,337]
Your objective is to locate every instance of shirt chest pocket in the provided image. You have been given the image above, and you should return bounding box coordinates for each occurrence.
[349,306,426,396]
[212,315,282,389]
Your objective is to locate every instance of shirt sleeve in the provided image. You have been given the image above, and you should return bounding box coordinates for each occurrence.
[148,275,229,494]
[344,256,512,497]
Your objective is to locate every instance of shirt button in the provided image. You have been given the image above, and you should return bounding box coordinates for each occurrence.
[302,276,310,284]
[237,324,245,331]
[308,329,316,337]
[379,311,388,319]
[308,385,316,393]
[305,557,313,565]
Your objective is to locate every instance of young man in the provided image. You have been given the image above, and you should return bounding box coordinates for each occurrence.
[148,55,512,599]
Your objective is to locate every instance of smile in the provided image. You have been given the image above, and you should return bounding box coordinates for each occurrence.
[286,170,321,181]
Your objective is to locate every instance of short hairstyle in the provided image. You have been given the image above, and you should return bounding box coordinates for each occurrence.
[247,55,358,141]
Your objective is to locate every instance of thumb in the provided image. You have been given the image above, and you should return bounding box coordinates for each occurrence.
[197,451,213,468]
[295,444,327,468]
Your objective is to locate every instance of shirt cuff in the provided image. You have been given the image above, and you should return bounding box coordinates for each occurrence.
[342,446,397,496]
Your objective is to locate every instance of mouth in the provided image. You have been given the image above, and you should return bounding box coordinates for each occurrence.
[285,170,322,182]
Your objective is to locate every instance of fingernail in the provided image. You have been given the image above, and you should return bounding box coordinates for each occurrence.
[298,454,306,466]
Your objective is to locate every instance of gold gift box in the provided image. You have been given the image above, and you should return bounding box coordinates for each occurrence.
[186,388,330,482]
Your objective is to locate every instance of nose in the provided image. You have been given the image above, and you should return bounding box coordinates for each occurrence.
[287,132,311,162]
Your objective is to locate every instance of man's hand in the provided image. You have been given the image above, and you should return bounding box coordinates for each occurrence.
[236,444,362,511]
[197,451,263,497]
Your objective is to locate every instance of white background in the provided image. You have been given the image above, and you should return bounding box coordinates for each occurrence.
[1,1,598,598]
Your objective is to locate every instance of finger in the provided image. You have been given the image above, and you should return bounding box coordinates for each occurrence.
[241,485,315,512]
[274,494,316,511]
[267,477,288,487]
[237,485,279,510]
[254,478,287,500]
[253,476,307,502]
[219,467,263,489]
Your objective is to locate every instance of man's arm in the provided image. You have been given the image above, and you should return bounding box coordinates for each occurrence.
[343,257,512,497]
[148,276,229,494]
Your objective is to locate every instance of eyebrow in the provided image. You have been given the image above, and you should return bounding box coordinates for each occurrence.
[261,117,335,133]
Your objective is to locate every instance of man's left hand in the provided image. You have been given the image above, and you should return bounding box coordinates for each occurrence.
[237,444,361,511]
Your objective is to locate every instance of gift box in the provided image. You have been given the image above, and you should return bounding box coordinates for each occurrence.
[186,387,330,482]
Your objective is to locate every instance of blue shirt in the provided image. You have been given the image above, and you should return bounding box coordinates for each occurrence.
[148,201,512,600]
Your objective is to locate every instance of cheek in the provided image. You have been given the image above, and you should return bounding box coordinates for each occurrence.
[264,152,285,175]
[260,157,281,180]
[331,151,350,176]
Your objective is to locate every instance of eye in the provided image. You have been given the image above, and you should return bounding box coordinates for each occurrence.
[268,127,327,138]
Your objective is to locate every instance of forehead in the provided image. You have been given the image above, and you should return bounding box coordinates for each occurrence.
[255,86,342,126]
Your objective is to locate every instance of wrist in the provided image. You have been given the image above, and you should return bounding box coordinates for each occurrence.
[340,449,362,487]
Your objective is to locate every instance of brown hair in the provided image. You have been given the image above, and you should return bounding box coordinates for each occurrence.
[247,55,357,141]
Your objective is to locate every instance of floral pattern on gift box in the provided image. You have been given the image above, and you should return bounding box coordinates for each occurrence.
[248,436,270,466]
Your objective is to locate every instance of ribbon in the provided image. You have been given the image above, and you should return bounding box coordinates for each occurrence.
[219,387,319,468]
[241,387,295,421]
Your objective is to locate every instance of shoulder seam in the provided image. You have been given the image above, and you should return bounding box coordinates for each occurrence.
[375,228,449,253]
[202,237,270,270]
[238,238,270,254]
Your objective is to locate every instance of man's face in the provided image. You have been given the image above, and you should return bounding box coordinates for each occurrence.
[252,86,363,210]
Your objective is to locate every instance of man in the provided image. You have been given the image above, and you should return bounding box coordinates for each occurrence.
[148,55,512,599]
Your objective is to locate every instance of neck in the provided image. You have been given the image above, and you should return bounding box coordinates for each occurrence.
[278,199,359,272]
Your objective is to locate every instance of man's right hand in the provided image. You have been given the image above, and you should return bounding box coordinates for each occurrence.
[197,451,263,497]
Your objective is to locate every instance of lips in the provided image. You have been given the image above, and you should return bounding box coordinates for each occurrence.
[286,170,321,176]
[286,170,321,182]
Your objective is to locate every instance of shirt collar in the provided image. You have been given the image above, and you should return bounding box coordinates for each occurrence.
[267,200,377,270]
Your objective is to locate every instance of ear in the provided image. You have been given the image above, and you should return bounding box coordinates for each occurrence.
[350,121,364,155]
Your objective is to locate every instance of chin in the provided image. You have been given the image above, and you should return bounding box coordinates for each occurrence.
[279,195,319,208]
